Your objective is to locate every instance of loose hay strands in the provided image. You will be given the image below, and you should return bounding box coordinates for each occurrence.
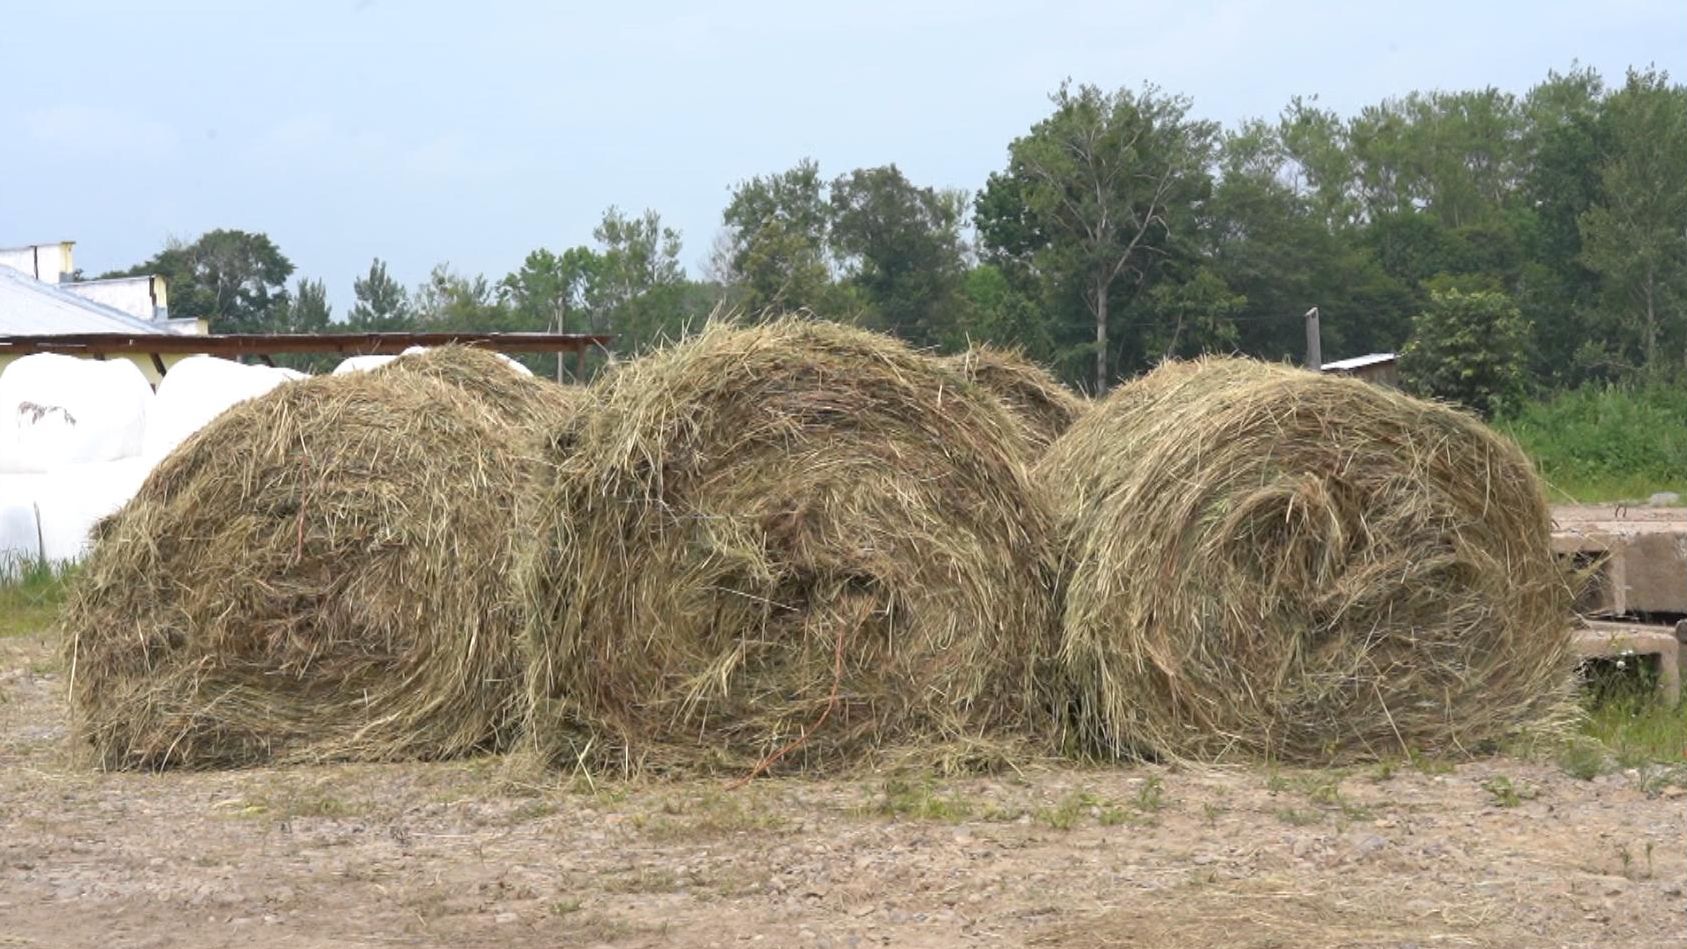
[1038,357,1576,763]
[377,344,575,425]
[64,368,553,769]
[521,317,1060,776]
[943,346,1086,453]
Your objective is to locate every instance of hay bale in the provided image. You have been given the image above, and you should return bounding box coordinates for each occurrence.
[943,346,1086,452]
[376,344,568,424]
[521,318,1058,774]
[1039,357,1574,763]
[64,369,547,769]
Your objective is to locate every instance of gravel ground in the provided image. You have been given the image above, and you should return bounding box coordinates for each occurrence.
[3,628,1684,948]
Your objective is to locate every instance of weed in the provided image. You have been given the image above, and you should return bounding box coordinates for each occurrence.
[550,898,583,916]
[1556,738,1609,781]
[1036,793,1085,831]
[506,800,558,824]
[1201,802,1228,827]
[1275,807,1320,827]
[863,779,973,823]
[1480,775,1537,808]
[1579,664,1687,767]
[636,788,787,840]
[0,560,75,638]
[1408,752,1456,775]
[1133,775,1166,813]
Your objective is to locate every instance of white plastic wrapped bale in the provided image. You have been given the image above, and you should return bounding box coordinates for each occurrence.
[28,459,152,562]
[143,356,305,461]
[0,478,41,571]
[332,354,399,374]
[496,353,534,377]
[0,354,154,473]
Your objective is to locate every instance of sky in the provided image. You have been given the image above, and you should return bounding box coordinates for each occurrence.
[2,0,1682,313]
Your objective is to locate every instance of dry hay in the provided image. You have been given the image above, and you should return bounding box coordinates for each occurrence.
[1038,357,1574,763]
[943,346,1086,452]
[521,317,1059,775]
[64,369,547,769]
[377,344,574,424]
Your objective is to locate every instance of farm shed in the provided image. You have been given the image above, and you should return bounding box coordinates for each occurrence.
[1319,352,1399,387]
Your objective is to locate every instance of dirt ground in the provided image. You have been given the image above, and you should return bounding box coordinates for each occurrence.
[3,628,1685,949]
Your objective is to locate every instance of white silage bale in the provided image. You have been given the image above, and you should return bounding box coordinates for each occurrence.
[332,354,399,374]
[31,459,152,563]
[144,356,304,461]
[0,354,154,473]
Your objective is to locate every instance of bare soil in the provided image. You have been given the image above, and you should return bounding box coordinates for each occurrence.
[3,628,1685,948]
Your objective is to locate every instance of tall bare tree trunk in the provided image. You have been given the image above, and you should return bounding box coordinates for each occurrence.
[1095,276,1110,394]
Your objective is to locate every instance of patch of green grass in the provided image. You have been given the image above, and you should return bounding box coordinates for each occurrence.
[1267,772,1371,821]
[862,778,975,823]
[0,559,76,638]
[1580,664,1687,768]
[1499,383,1687,503]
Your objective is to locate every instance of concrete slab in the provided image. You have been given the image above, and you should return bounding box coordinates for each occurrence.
[1552,506,1687,617]
[1573,620,1681,707]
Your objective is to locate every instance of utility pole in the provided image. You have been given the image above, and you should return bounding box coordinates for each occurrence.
[1304,307,1321,371]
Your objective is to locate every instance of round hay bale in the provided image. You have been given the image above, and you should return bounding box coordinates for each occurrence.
[943,346,1086,452]
[376,344,569,424]
[64,369,544,769]
[522,318,1059,774]
[1038,357,1574,763]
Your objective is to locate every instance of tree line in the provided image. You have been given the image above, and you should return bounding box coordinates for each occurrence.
[102,64,1686,408]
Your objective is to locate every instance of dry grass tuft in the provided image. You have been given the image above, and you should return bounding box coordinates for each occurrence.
[377,344,574,425]
[521,317,1060,775]
[1038,357,1575,763]
[63,364,565,769]
[943,346,1086,453]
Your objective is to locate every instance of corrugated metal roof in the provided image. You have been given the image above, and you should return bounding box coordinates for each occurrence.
[0,266,168,335]
[1320,352,1397,372]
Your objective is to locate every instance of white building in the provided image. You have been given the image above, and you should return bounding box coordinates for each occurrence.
[0,240,204,383]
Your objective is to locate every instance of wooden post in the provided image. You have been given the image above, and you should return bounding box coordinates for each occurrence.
[1304,307,1321,371]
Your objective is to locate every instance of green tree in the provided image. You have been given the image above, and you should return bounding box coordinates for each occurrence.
[1579,68,1687,372]
[1399,289,1528,417]
[1517,66,1608,384]
[718,160,835,315]
[273,277,333,370]
[828,164,969,347]
[345,258,413,331]
[411,264,507,330]
[1140,266,1245,359]
[500,247,597,334]
[976,82,1218,391]
[277,277,331,334]
[107,229,294,333]
[499,247,600,379]
[588,206,695,350]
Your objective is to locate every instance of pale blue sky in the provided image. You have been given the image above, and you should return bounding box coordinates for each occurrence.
[2,1,1682,312]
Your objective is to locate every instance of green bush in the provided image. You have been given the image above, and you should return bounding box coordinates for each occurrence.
[1500,384,1687,501]
[1399,289,1528,418]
